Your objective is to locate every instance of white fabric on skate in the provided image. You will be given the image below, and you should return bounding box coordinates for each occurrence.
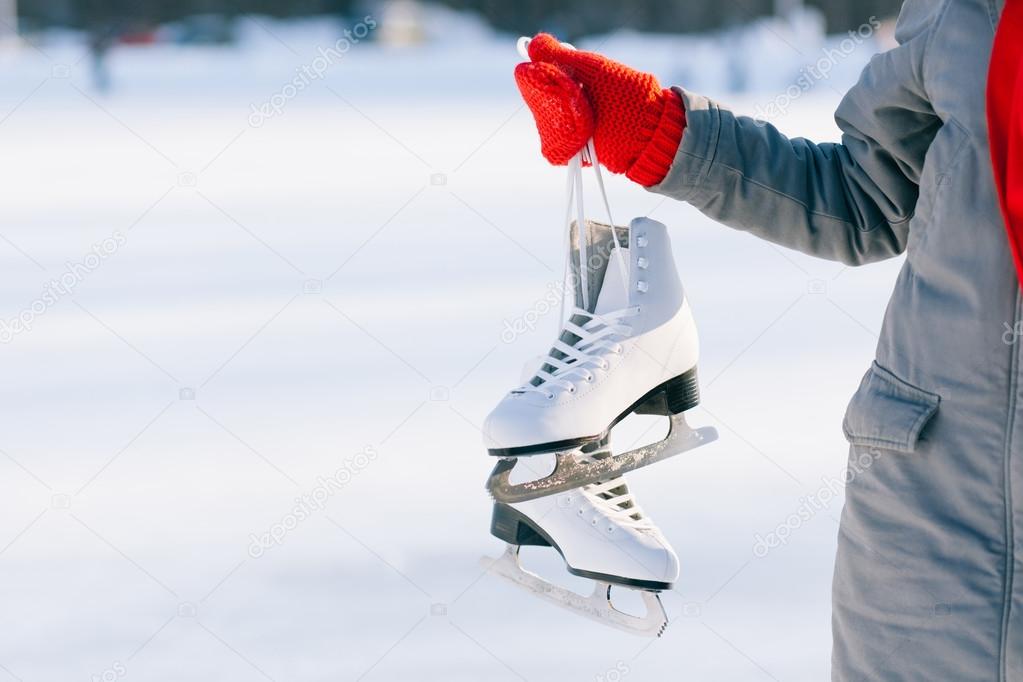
[593,247,629,316]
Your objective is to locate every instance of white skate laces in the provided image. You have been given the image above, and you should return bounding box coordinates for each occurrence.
[579,475,654,531]
[564,141,630,313]
[519,305,639,400]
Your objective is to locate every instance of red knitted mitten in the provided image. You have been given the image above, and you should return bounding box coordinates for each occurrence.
[514,33,685,186]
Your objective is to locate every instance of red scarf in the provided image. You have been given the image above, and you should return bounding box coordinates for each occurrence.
[989,0,1023,284]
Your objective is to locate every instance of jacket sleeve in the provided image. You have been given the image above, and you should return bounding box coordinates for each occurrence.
[648,6,943,265]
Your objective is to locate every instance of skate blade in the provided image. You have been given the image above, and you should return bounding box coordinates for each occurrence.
[479,545,668,638]
[487,413,717,504]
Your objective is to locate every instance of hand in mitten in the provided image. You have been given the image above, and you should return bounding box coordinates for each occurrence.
[514,33,686,186]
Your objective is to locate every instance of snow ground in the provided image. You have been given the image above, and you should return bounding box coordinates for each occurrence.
[0,20,900,682]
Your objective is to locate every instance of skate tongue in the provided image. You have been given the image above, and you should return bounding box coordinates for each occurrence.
[592,247,628,315]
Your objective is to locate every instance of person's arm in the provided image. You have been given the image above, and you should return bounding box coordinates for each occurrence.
[517,3,944,266]
[652,32,940,265]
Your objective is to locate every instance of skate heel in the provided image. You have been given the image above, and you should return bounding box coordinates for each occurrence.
[490,504,551,547]
[634,367,700,416]
[663,366,700,414]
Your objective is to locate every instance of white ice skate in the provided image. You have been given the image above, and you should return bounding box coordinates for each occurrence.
[483,150,717,503]
[482,446,679,637]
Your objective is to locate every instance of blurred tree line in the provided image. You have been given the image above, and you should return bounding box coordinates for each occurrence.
[437,0,903,37]
[17,0,358,32]
[17,0,902,35]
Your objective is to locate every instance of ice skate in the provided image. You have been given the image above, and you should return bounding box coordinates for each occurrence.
[483,186,717,503]
[481,446,677,637]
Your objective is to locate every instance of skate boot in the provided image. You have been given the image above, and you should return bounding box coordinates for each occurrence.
[482,445,679,637]
[484,216,717,503]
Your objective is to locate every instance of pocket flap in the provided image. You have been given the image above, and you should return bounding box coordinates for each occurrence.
[842,362,940,453]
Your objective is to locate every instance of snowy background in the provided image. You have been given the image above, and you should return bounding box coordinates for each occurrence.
[0,7,901,682]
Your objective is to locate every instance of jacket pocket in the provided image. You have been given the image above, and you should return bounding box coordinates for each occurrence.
[842,362,941,453]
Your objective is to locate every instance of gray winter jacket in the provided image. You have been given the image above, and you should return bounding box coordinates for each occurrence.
[650,0,1016,679]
